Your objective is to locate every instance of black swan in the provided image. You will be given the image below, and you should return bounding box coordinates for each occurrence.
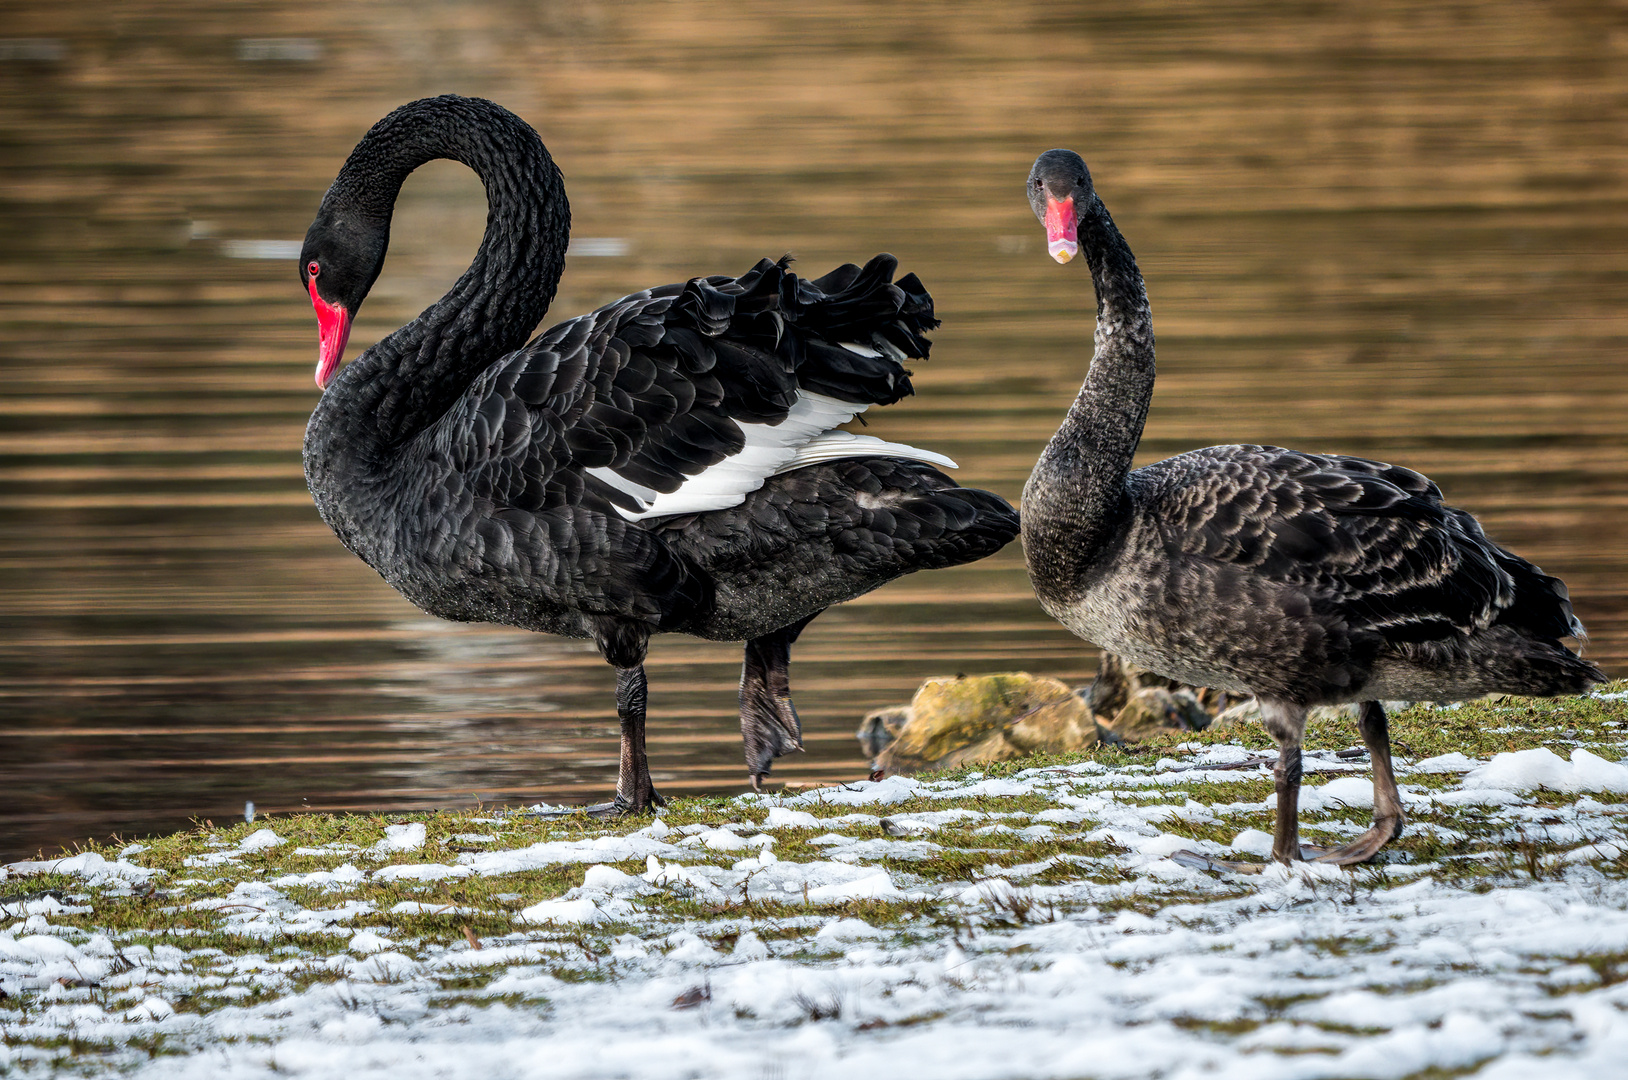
[297,95,1019,812]
[1022,149,1604,869]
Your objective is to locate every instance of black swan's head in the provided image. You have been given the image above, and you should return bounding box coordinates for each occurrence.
[1028,149,1093,265]
[299,211,389,389]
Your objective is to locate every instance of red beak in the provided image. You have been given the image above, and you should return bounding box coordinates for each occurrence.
[309,277,352,389]
[1044,195,1078,264]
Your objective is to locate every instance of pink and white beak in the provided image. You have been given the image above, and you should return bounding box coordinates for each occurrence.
[1044,195,1078,264]
[308,277,352,390]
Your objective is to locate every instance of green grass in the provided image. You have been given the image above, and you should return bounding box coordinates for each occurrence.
[3,680,1624,1045]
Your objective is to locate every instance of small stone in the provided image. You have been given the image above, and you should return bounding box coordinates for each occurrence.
[671,985,710,1010]
[871,673,1097,774]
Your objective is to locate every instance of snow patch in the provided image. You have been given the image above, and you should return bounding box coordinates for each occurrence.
[372,862,473,882]
[372,823,426,854]
[1464,748,1628,794]
[236,828,285,853]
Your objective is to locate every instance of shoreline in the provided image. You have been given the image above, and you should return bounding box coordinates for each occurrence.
[4,684,1628,1078]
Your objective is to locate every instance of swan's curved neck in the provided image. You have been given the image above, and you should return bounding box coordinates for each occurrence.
[311,96,569,457]
[1022,194,1154,590]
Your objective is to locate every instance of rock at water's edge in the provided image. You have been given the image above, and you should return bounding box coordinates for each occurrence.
[870,673,1097,775]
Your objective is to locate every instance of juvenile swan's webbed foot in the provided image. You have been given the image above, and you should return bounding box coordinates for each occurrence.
[1170,844,1330,875]
[1308,819,1403,866]
[1177,700,1406,872]
[1313,700,1405,865]
[1170,851,1265,874]
[740,614,819,788]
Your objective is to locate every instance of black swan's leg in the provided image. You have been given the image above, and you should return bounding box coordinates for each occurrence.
[535,621,663,818]
[526,625,665,818]
[610,662,664,813]
[1313,700,1405,866]
[741,612,821,790]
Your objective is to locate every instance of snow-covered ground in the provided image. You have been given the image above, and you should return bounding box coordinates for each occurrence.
[5,736,1628,1078]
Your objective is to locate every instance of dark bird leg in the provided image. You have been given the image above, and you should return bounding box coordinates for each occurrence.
[536,621,662,818]
[528,624,665,818]
[1259,698,1311,864]
[1172,697,1318,874]
[1311,700,1405,866]
[740,612,820,791]
[610,662,665,813]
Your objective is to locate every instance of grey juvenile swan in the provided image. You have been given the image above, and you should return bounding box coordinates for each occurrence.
[1021,148,1604,869]
[298,96,1019,814]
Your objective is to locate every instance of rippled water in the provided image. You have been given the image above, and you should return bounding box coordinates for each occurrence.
[2,1,1624,860]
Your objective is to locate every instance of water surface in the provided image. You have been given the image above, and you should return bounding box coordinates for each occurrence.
[2,1,1624,860]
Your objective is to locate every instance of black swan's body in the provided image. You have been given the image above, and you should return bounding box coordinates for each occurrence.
[1022,149,1604,868]
[298,96,1018,810]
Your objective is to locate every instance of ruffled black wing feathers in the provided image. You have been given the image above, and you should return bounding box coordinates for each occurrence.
[1156,445,1582,647]
[417,254,942,629]
[462,254,932,517]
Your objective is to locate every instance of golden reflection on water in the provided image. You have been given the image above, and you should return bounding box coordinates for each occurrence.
[1,1,1624,858]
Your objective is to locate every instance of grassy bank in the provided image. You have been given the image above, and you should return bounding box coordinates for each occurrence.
[3,682,1627,1077]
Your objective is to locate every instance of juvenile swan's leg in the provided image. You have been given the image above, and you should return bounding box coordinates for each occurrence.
[1261,699,1313,864]
[740,612,820,790]
[1312,700,1405,865]
[1173,698,1320,874]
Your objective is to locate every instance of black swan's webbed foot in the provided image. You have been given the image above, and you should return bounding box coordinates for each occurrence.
[526,791,666,820]
[524,805,579,820]
[588,788,667,818]
[740,613,819,787]
[607,785,668,816]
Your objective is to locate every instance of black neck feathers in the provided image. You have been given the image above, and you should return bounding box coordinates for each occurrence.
[310,95,569,456]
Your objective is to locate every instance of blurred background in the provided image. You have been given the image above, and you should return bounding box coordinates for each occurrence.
[1,1,1624,861]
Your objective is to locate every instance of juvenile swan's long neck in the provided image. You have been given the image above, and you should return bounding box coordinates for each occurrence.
[307,96,569,468]
[1022,194,1154,594]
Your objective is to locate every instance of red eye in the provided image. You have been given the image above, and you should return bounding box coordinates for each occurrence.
[307,261,320,278]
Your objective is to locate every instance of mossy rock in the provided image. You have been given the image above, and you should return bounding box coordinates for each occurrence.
[872,673,1097,774]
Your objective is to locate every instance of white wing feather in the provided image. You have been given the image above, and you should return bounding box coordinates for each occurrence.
[605,390,955,522]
